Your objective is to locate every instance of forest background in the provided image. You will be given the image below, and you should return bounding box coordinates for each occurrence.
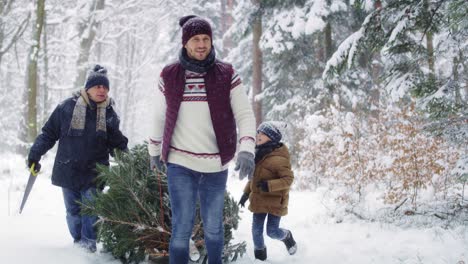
[0,0,467,224]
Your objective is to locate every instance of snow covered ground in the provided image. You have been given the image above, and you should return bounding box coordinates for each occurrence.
[0,153,467,264]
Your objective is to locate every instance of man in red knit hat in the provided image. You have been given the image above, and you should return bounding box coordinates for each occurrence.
[148,15,256,264]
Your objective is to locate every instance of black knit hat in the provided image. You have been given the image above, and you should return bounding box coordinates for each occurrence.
[84,64,109,90]
[257,121,283,143]
[179,15,212,46]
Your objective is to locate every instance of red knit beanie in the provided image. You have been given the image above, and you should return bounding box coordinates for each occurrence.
[179,15,212,45]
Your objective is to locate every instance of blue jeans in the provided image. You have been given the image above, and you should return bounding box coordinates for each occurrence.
[166,163,227,264]
[252,213,287,250]
[62,187,98,251]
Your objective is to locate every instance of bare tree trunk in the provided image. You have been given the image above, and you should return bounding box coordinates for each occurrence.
[424,0,435,77]
[426,31,435,75]
[73,0,105,89]
[370,0,382,118]
[251,0,262,126]
[220,0,234,56]
[123,31,136,134]
[324,22,333,61]
[462,51,468,102]
[42,10,49,123]
[220,0,226,57]
[25,0,46,143]
[453,56,461,105]
[323,0,335,96]
[462,180,466,205]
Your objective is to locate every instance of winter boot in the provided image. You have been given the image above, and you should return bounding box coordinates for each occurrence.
[254,247,267,261]
[281,230,297,255]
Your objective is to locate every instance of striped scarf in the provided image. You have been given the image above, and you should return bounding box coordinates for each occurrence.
[68,89,110,138]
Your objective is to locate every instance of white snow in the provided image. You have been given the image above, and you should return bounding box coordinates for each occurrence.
[304,0,327,35]
[0,154,467,263]
[388,10,410,44]
[322,29,364,79]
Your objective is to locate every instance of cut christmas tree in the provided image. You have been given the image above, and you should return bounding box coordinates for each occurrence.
[81,144,246,263]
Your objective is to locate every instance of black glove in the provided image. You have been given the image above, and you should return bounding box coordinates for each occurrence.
[234,151,255,180]
[238,193,249,208]
[27,159,41,173]
[257,180,269,192]
[150,155,165,172]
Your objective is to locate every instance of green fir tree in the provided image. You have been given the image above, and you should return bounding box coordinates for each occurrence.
[82,144,246,263]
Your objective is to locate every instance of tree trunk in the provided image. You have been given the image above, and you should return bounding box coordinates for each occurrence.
[324,22,332,61]
[424,0,435,76]
[123,31,136,134]
[426,31,435,76]
[251,0,263,126]
[453,56,461,105]
[220,0,226,57]
[220,0,234,55]
[370,0,382,118]
[72,0,105,90]
[25,0,46,143]
[323,0,335,96]
[42,10,49,123]
[462,51,468,101]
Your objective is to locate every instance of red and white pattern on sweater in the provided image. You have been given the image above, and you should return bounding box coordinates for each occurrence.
[169,146,220,160]
[150,67,255,172]
[158,70,242,102]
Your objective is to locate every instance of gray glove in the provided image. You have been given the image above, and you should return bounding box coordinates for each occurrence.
[234,151,255,180]
[150,155,165,172]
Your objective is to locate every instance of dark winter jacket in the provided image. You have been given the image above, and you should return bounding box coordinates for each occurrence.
[160,60,236,165]
[28,95,128,191]
[243,144,294,216]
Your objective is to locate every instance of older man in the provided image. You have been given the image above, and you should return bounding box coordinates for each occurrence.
[28,65,128,252]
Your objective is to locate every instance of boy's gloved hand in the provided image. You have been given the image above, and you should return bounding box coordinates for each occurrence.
[238,193,249,207]
[27,159,41,173]
[150,156,165,172]
[257,180,269,192]
[234,151,255,180]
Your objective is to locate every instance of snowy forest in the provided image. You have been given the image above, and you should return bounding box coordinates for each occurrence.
[0,0,467,263]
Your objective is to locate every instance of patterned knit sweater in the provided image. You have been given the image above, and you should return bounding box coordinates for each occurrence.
[148,69,256,173]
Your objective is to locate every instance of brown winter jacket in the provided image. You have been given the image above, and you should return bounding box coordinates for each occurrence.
[243,144,294,216]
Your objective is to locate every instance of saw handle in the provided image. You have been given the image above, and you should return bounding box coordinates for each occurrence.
[27,159,41,176]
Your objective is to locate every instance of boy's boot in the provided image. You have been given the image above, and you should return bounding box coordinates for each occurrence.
[254,247,267,261]
[282,230,297,255]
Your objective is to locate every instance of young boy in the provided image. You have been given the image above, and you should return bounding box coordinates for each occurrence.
[238,121,297,261]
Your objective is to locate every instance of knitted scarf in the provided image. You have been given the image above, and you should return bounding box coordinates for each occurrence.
[68,89,110,138]
[179,47,216,73]
[254,141,283,164]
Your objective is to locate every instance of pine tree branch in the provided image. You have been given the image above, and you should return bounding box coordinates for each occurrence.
[129,189,154,221]
[99,216,171,235]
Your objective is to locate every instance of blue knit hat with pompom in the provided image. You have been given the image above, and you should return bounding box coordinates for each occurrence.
[85,64,109,90]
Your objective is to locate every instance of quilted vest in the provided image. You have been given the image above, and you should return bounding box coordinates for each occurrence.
[160,60,237,165]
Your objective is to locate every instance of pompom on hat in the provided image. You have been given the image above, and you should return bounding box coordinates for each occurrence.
[179,15,213,46]
[84,64,109,90]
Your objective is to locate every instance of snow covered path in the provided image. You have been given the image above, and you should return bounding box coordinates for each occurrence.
[0,154,467,263]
